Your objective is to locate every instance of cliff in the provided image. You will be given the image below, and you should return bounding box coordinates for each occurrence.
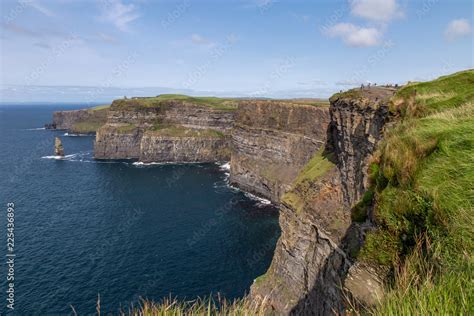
[48,105,109,134]
[250,87,396,314]
[94,95,236,161]
[230,101,330,203]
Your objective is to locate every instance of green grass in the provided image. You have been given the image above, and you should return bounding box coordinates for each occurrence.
[148,125,225,138]
[356,70,474,314]
[390,69,474,117]
[71,121,105,133]
[112,94,239,111]
[281,148,335,213]
[93,296,266,316]
[89,104,110,111]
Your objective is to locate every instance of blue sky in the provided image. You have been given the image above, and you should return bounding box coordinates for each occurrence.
[0,0,473,102]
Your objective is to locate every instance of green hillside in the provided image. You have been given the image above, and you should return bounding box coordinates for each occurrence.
[359,70,473,314]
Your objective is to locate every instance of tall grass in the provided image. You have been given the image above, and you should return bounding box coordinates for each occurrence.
[92,296,267,316]
[360,70,474,314]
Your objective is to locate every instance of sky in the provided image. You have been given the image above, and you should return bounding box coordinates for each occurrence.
[0,0,473,103]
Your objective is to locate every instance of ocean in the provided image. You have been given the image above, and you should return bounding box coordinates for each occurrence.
[0,105,280,314]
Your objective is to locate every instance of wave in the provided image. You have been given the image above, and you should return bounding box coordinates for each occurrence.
[41,154,77,160]
[218,162,230,171]
[63,132,94,137]
[26,127,46,130]
[243,191,272,206]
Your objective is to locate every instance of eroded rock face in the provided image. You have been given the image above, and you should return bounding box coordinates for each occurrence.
[94,125,143,159]
[162,101,235,132]
[54,137,65,156]
[251,168,352,315]
[329,89,393,207]
[250,88,396,315]
[50,108,108,133]
[94,100,236,162]
[140,132,230,163]
[230,101,330,203]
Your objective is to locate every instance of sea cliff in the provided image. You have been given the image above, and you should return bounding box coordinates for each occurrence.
[230,101,330,203]
[47,106,109,134]
[94,95,236,161]
[249,87,395,314]
[48,70,473,315]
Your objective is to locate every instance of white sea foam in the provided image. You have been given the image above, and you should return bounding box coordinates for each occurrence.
[132,161,164,167]
[26,127,46,130]
[243,192,272,205]
[41,154,76,160]
[219,162,230,171]
[63,133,93,137]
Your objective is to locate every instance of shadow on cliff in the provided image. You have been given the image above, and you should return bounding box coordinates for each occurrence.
[289,223,364,315]
[290,120,366,315]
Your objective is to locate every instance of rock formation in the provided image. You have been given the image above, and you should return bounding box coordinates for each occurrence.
[94,98,236,161]
[250,87,396,315]
[230,101,330,203]
[54,137,65,157]
[47,107,109,134]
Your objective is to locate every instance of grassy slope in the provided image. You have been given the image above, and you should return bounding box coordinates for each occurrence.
[71,106,110,133]
[281,148,336,213]
[357,70,473,314]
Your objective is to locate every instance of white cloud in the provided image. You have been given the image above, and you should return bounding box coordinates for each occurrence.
[28,0,55,17]
[96,32,118,44]
[325,23,382,47]
[350,0,403,23]
[445,19,472,40]
[100,0,140,32]
[191,34,210,45]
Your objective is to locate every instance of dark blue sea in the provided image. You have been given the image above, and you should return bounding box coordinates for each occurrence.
[0,104,280,315]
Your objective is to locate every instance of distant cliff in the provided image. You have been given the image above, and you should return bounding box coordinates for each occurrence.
[48,105,109,134]
[94,95,237,161]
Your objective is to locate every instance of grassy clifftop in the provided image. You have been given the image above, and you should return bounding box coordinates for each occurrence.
[359,70,473,314]
[111,94,239,111]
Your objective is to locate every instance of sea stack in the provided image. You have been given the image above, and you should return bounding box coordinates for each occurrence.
[54,137,65,157]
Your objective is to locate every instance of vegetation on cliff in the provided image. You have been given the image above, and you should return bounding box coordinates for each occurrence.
[72,106,109,133]
[148,125,225,138]
[111,94,239,111]
[94,296,264,316]
[358,70,473,314]
[281,148,336,213]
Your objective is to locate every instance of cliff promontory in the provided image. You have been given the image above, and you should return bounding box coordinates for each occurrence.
[47,105,109,134]
[94,95,237,162]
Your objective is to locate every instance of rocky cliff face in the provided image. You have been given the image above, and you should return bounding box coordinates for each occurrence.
[94,99,236,162]
[140,132,230,163]
[250,87,395,315]
[50,108,108,133]
[94,124,143,159]
[330,88,393,207]
[230,101,330,203]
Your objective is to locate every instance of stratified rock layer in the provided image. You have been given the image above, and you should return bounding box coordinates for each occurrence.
[230,101,330,203]
[140,132,230,163]
[250,87,395,315]
[94,99,235,162]
[50,108,108,133]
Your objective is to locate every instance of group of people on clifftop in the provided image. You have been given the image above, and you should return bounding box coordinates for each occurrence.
[360,83,399,89]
